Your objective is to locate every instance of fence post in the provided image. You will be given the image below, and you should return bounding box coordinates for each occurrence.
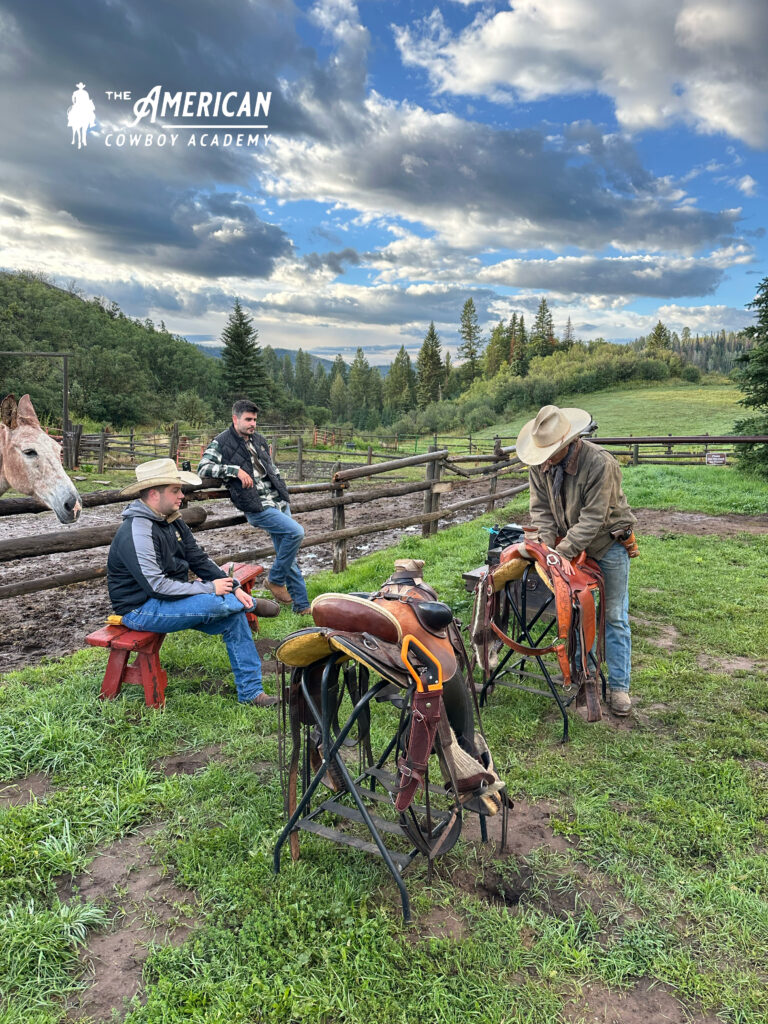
[468,433,473,454]
[169,422,179,460]
[97,429,107,474]
[422,452,435,538]
[367,445,372,466]
[296,436,304,481]
[487,446,499,512]
[272,436,278,463]
[632,443,639,466]
[331,462,346,573]
[73,424,83,467]
[129,427,135,462]
[430,455,442,536]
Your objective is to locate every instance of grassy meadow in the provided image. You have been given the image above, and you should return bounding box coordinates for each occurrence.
[479,382,744,440]
[1,463,768,1024]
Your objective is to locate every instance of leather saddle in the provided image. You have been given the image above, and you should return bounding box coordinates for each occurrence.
[277,563,502,819]
[473,539,605,721]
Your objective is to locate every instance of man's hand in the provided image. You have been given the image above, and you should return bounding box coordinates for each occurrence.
[213,577,235,595]
[234,587,253,610]
[550,548,576,576]
[237,468,254,488]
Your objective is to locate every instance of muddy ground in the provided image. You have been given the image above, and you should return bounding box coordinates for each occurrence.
[0,487,766,675]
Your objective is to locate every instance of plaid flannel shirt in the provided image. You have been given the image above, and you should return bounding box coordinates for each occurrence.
[198,435,288,512]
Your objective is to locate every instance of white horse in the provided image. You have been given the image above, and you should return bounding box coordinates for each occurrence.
[67,83,96,150]
[0,395,82,523]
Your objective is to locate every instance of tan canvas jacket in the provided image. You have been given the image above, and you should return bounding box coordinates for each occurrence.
[528,440,636,561]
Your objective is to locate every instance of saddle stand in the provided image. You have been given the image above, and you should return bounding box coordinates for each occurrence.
[470,546,608,743]
[273,566,509,923]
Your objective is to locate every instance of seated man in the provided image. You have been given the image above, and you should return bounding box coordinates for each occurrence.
[198,399,310,614]
[515,405,638,715]
[107,457,278,707]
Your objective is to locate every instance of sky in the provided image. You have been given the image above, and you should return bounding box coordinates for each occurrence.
[0,0,766,365]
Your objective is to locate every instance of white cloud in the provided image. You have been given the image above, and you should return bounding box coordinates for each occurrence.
[393,0,768,147]
[736,174,758,196]
[476,245,753,297]
[262,94,738,252]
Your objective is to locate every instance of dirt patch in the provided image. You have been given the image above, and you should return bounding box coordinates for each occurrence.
[410,905,469,941]
[0,479,487,675]
[61,823,196,1022]
[444,800,635,924]
[563,978,722,1024]
[696,653,764,673]
[448,800,570,909]
[152,745,225,777]
[631,616,680,651]
[0,770,52,808]
[633,508,768,538]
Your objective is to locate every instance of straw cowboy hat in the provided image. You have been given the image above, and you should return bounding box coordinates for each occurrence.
[121,458,202,497]
[515,405,592,466]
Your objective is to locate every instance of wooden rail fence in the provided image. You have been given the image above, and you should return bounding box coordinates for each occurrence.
[0,446,528,599]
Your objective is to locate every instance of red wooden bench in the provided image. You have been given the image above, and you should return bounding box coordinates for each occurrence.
[87,563,265,708]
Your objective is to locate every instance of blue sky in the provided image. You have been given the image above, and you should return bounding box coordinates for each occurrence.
[0,0,766,364]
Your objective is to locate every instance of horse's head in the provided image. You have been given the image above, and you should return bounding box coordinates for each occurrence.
[0,394,82,523]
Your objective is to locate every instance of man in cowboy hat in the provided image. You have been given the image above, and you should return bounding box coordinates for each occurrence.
[198,399,310,614]
[516,405,637,715]
[107,458,278,707]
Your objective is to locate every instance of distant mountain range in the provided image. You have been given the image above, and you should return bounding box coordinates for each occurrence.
[194,343,337,372]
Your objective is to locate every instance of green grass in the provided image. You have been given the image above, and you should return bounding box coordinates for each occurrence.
[1,497,768,1022]
[480,382,744,440]
[621,464,768,515]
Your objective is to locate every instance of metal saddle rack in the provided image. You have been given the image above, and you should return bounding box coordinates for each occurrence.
[273,565,509,923]
[469,541,608,743]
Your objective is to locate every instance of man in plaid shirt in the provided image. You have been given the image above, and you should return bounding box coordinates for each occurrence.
[198,400,310,614]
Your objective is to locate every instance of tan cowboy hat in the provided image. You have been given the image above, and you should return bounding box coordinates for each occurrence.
[515,404,592,466]
[121,457,202,497]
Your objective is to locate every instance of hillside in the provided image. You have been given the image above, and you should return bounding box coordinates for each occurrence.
[0,271,223,426]
[477,383,744,439]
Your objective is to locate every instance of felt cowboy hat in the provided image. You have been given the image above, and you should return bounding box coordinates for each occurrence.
[515,404,592,466]
[121,457,202,497]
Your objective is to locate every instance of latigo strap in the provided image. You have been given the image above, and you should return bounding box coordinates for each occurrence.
[394,688,443,811]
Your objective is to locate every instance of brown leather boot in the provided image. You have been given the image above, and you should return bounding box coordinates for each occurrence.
[266,580,292,604]
[609,690,631,715]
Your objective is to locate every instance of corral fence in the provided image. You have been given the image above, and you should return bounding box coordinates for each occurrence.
[58,423,503,472]
[0,442,529,600]
[4,431,766,602]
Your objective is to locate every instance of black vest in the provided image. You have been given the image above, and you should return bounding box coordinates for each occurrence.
[214,425,290,513]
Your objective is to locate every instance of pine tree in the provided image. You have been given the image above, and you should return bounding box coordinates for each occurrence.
[281,353,294,392]
[734,276,768,476]
[313,363,331,409]
[457,297,484,387]
[562,316,575,346]
[220,300,269,405]
[331,354,349,384]
[646,320,671,353]
[384,346,416,416]
[485,319,508,379]
[294,348,314,403]
[507,311,520,364]
[416,321,443,405]
[329,371,348,421]
[347,347,373,427]
[529,298,556,358]
[509,314,529,377]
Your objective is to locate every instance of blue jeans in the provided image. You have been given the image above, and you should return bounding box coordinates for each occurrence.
[245,505,309,613]
[596,542,631,693]
[122,592,263,703]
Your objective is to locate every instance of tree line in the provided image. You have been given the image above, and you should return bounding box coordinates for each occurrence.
[0,270,756,434]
